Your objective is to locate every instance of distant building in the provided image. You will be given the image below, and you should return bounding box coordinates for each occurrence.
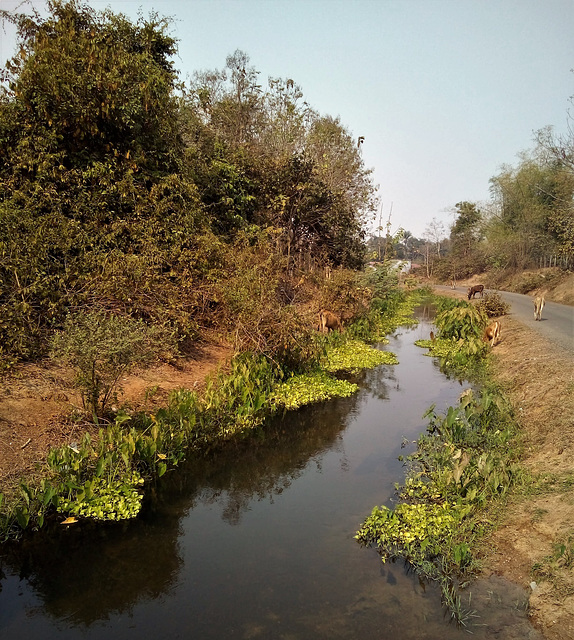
[366,260,412,273]
[388,259,411,274]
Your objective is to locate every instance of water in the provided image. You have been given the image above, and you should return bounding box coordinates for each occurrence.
[0,314,541,639]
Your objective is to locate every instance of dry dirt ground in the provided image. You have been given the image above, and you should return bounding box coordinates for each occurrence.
[0,342,232,494]
[1,274,573,639]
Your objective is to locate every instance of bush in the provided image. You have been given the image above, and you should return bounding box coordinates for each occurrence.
[51,310,175,417]
[435,305,487,341]
[475,292,509,318]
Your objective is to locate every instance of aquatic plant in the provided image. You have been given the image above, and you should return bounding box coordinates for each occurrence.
[356,388,523,625]
[435,305,487,341]
[270,371,358,410]
[324,340,397,374]
[57,472,144,521]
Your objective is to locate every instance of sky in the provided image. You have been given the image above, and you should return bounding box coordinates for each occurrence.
[1,0,573,239]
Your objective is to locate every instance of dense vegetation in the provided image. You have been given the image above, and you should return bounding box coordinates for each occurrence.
[0,0,376,370]
[357,294,523,627]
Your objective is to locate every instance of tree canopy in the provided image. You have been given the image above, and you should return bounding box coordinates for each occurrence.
[0,1,377,365]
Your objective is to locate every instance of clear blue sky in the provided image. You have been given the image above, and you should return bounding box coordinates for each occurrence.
[1,0,573,238]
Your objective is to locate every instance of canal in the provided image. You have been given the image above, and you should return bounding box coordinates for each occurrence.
[0,312,540,639]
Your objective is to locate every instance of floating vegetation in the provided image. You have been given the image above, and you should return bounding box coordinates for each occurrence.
[324,340,398,374]
[58,472,144,521]
[356,388,523,626]
[270,371,358,410]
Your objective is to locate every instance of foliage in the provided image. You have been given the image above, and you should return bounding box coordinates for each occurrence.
[51,310,174,417]
[270,371,358,410]
[57,472,144,521]
[0,3,377,370]
[197,354,279,440]
[346,288,421,342]
[435,304,487,341]
[356,388,523,624]
[417,297,490,376]
[474,291,509,318]
[0,1,205,366]
[213,228,323,371]
[324,340,397,374]
[486,147,574,269]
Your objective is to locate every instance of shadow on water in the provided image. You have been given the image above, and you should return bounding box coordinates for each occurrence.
[0,311,542,639]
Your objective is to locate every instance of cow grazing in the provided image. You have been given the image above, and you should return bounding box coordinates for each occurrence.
[534,295,545,321]
[467,284,485,300]
[482,320,501,346]
[318,309,342,333]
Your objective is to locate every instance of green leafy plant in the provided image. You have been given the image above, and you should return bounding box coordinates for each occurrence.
[57,472,144,521]
[435,305,487,341]
[51,310,175,417]
[356,388,523,624]
[270,371,358,410]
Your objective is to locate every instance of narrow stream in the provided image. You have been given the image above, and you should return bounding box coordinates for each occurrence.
[0,311,540,639]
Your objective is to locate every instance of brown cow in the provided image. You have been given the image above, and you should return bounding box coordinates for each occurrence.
[467,284,485,300]
[534,295,545,321]
[482,320,501,346]
[318,309,342,333]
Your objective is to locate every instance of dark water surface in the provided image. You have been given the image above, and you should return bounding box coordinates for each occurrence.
[0,314,541,639]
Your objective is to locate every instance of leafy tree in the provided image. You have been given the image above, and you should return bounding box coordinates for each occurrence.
[450,202,481,256]
[487,152,572,268]
[536,124,574,259]
[0,1,205,363]
[185,53,375,269]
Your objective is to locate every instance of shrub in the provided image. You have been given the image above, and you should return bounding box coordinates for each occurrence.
[475,292,510,318]
[51,310,175,417]
[435,305,487,341]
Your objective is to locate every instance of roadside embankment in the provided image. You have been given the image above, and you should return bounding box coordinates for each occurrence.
[482,315,574,640]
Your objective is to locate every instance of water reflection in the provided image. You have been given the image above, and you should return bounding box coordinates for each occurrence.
[0,316,541,639]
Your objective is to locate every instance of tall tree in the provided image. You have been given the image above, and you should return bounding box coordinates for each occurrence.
[0,1,203,361]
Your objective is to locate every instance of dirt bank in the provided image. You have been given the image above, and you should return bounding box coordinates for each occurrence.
[482,315,574,640]
[0,342,232,494]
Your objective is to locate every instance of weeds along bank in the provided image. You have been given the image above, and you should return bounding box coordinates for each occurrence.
[0,285,424,542]
[356,292,526,628]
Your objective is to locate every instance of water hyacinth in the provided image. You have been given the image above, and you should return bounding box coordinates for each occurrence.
[270,371,358,410]
[57,472,145,521]
[325,340,398,374]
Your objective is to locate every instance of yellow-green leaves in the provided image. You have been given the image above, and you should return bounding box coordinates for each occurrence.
[271,371,358,410]
[324,340,398,374]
